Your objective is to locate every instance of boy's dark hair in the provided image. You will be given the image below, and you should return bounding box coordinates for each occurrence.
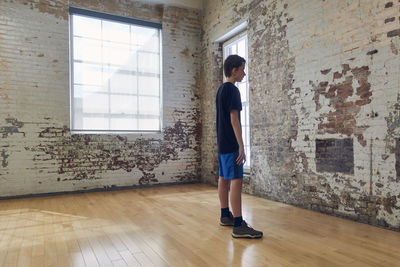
[224,55,246,77]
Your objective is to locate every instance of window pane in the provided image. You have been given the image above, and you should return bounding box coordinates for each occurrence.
[138,118,159,131]
[245,146,250,167]
[74,62,102,86]
[82,92,108,113]
[74,85,107,96]
[138,97,159,115]
[245,105,249,127]
[244,127,250,147]
[82,117,109,130]
[102,20,130,44]
[238,83,247,102]
[110,95,137,114]
[242,69,247,83]
[73,15,101,39]
[73,115,82,129]
[132,26,158,46]
[138,52,159,73]
[102,66,118,86]
[242,105,247,127]
[103,42,133,67]
[242,126,246,144]
[145,32,160,53]
[73,37,102,63]
[109,73,137,94]
[228,44,237,55]
[110,118,137,130]
[138,76,159,96]
[238,39,246,58]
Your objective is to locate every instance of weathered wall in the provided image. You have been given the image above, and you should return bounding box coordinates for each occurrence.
[0,0,202,197]
[201,0,400,230]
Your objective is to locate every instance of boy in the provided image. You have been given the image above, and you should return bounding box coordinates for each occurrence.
[216,54,263,238]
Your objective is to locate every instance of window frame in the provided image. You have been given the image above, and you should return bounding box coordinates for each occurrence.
[68,7,163,134]
[222,31,251,172]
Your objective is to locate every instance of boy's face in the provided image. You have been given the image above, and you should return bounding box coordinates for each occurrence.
[233,62,246,83]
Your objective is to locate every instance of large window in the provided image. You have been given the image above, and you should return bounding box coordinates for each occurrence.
[69,8,162,133]
[223,33,250,170]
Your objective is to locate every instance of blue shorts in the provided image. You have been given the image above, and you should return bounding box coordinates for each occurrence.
[218,151,243,179]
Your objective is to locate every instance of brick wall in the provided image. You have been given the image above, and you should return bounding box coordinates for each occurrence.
[0,0,202,197]
[201,0,400,230]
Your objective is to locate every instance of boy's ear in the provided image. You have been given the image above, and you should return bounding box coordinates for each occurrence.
[231,67,237,75]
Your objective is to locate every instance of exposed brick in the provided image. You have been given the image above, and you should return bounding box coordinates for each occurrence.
[396,139,400,180]
[385,2,393,8]
[384,17,395,23]
[315,138,354,174]
[388,29,400,37]
[366,49,378,55]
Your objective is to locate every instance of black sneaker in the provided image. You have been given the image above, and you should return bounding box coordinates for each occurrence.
[220,212,234,226]
[232,220,263,238]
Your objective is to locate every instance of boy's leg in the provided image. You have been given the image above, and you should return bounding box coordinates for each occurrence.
[218,177,234,226]
[230,178,263,239]
[230,178,242,218]
[218,176,230,209]
[228,154,262,238]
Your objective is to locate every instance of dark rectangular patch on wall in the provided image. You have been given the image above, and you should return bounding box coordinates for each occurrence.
[396,139,400,179]
[316,138,354,174]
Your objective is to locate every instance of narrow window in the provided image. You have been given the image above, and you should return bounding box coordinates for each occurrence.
[223,32,250,171]
[69,7,162,133]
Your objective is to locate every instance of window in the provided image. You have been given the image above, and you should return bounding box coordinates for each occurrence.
[223,33,250,170]
[69,7,162,133]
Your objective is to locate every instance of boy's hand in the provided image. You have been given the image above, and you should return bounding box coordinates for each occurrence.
[236,146,246,165]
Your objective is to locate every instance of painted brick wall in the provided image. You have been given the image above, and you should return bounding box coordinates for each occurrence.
[201,0,400,230]
[0,0,202,197]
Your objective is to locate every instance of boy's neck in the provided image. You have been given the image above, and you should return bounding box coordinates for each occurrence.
[226,77,236,84]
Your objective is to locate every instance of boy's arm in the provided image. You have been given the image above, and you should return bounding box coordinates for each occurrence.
[230,109,245,165]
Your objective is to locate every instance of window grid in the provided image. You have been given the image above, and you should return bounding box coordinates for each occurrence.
[223,34,250,170]
[70,10,162,133]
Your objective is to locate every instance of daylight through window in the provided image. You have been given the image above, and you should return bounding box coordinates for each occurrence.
[69,8,162,133]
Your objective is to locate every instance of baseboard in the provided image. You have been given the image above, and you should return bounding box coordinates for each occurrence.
[0,180,201,200]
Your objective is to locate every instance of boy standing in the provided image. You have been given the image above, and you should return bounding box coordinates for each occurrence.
[216,55,263,238]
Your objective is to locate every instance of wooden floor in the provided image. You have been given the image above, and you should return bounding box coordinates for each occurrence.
[0,184,400,267]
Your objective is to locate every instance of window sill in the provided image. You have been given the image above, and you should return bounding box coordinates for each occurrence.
[70,130,162,135]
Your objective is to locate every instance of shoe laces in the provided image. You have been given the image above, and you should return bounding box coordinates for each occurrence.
[242,220,254,229]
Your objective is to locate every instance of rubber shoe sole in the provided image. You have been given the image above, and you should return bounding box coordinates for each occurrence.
[231,232,263,239]
[220,221,234,226]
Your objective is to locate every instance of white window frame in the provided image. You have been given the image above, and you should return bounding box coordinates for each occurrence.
[223,32,251,172]
[69,7,163,134]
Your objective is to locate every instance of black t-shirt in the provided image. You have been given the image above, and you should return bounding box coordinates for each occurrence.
[216,82,242,154]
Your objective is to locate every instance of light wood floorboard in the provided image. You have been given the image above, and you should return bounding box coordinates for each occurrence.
[0,184,399,267]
